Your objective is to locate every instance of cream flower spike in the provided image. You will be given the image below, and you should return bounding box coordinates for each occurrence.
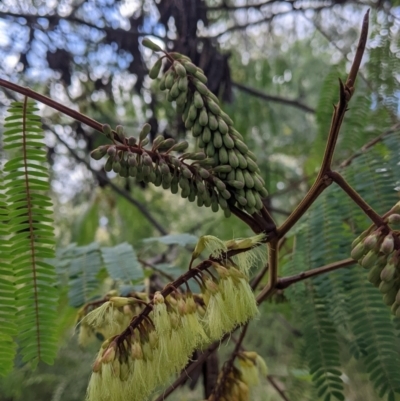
[226,233,267,250]
[190,235,227,267]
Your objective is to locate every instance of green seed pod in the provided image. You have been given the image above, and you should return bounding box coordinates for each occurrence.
[159,74,167,90]
[176,91,187,112]
[178,75,188,92]
[218,196,228,210]
[139,123,152,141]
[182,61,198,74]
[127,154,138,167]
[198,168,210,179]
[197,194,204,207]
[361,250,379,269]
[181,186,190,198]
[169,80,181,99]
[380,234,394,255]
[236,195,247,206]
[174,62,187,78]
[202,126,212,143]
[188,189,197,202]
[381,262,396,282]
[168,140,189,153]
[194,70,207,84]
[235,150,248,169]
[207,99,221,116]
[208,114,219,131]
[243,170,255,188]
[254,192,263,210]
[235,139,249,154]
[192,119,203,137]
[206,141,215,157]
[112,161,121,173]
[219,147,229,164]
[194,80,208,95]
[227,169,236,181]
[350,242,366,260]
[214,150,221,165]
[235,169,245,183]
[196,180,206,194]
[213,164,232,173]
[367,263,384,286]
[224,208,232,218]
[206,91,220,105]
[142,38,162,51]
[220,189,231,200]
[188,103,198,121]
[227,180,244,190]
[247,150,257,162]
[194,91,204,109]
[211,200,219,213]
[165,70,176,89]
[185,116,195,130]
[230,128,244,141]
[383,287,397,305]
[181,166,192,179]
[246,157,259,172]
[253,175,265,191]
[199,108,209,126]
[379,281,397,294]
[162,175,172,189]
[213,131,223,148]
[259,187,269,198]
[128,137,137,146]
[213,177,226,192]
[170,179,179,193]
[245,189,256,208]
[128,166,138,177]
[220,111,233,126]
[90,146,108,160]
[222,134,235,149]
[158,138,176,151]
[104,156,114,172]
[149,58,163,79]
[218,118,229,135]
[102,124,113,139]
[228,149,239,168]
[198,135,205,148]
[152,135,166,150]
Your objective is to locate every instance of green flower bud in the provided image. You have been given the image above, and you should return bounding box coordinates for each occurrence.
[199,108,209,126]
[194,79,208,95]
[104,156,114,172]
[245,189,256,208]
[227,180,244,190]
[174,61,187,78]
[218,117,229,134]
[243,170,255,188]
[220,111,233,126]
[206,141,215,157]
[149,58,163,79]
[112,161,121,173]
[208,114,219,131]
[213,165,232,173]
[219,146,229,164]
[361,250,379,269]
[235,139,249,154]
[142,38,162,51]
[139,123,151,141]
[236,195,247,206]
[351,242,366,260]
[224,208,232,218]
[213,131,223,148]
[167,140,189,153]
[228,149,239,168]
[246,157,259,172]
[165,70,176,89]
[367,263,383,286]
[169,80,181,99]
[381,261,396,282]
[222,134,235,149]
[194,70,207,84]
[207,99,221,116]
[213,177,226,192]
[380,234,394,255]
[102,124,113,139]
[193,91,204,108]
[128,136,137,146]
[159,73,167,90]
[158,138,176,151]
[90,146,107,160]
[388,214,400,225]
[129,166,138,177]
[182,61,197,74]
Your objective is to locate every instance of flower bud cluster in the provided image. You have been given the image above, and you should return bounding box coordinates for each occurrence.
[351,222,400,315]
[144,39,269,216]
[207,351,267,401]
[85,235,265,401]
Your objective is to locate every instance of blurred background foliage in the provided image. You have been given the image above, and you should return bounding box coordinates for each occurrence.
[0,0,400,400]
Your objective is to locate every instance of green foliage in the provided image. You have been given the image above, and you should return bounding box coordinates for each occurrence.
[143,233,198,247]
[285,128,400,400]
[0,100,58,370]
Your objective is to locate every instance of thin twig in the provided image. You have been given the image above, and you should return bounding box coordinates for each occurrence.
[138,258,176,282]
[276,258,355,290]
[232,82,315,114]
[267,375,292,401]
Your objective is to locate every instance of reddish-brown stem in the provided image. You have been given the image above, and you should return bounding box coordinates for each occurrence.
[267,376,292,401]
[0,78,104,133]
[328,171,386,227]
[276,258,356,290]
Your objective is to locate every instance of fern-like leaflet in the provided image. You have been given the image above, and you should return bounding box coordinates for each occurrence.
[1,99,57,369]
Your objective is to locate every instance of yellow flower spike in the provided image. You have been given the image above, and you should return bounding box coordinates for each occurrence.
[231,242,268,275]
[86,371,105,401]
[256,354,268,377]
[227,234,267,250]
[152,291,171,335]
[109,296,131,307]
[184,295,209,346]
[101,343,116,363]
[191,235,228,267]
[233,278,259,324]
[238,356,259,386]
[237,379,250,401]
[78,322,96,347]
